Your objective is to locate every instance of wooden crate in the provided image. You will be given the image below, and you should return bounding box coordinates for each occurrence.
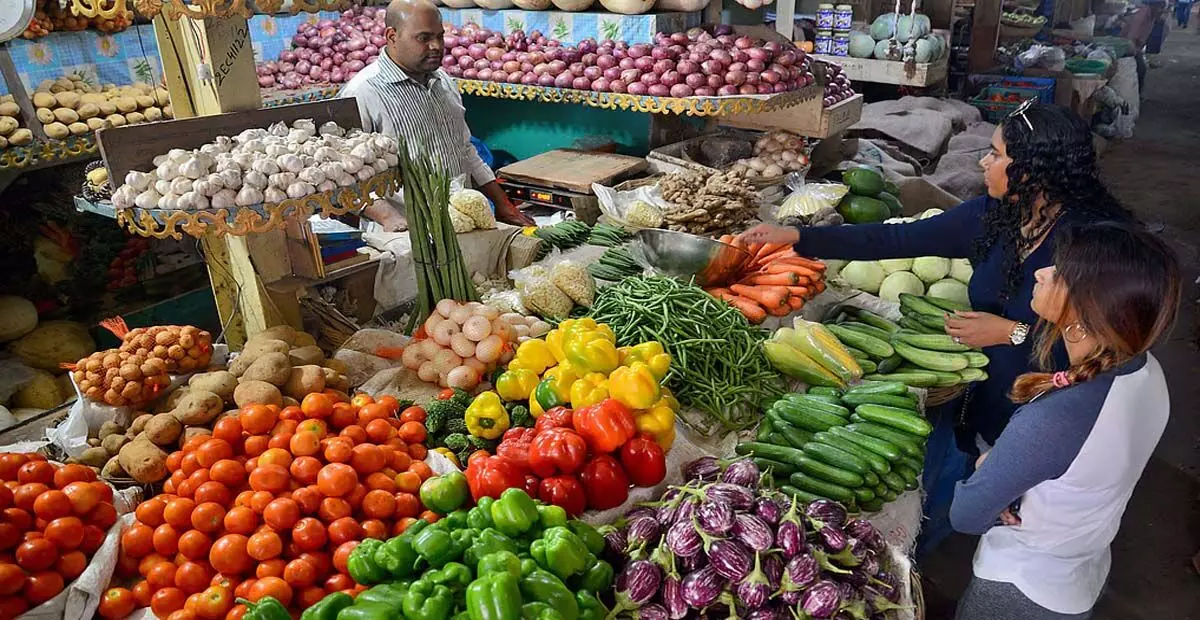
[497,149,647,194]
[813,54,949,87]
[720,93,863,139]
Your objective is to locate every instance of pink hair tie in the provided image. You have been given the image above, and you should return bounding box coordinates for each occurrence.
[1052,371,1072,388]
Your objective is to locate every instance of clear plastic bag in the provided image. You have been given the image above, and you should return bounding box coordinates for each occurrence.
[510,263,574,319]
[592,182,665,229]
[775,176,850,227]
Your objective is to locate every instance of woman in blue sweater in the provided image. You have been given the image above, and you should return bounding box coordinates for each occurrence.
[951,221,1180,619]
[740,103,1129,454]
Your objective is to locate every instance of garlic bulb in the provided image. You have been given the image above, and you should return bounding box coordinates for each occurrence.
[180,156,207,179]
[157,193,179,210]
[112,185,137,209]
[299,167,325,186]
[211,188,237,209]
[233,152,255,169]
[356,167,375,181]
[319,121,344,137]
[320,162,345,178]
[382,152,399,167]
[236,128,266,142]
[264,187,287,203]
[156,161,180,180]
[218,169,242,190]
[288,128,314,143]
[235,186,264,206]
[251,159,280,176]
[152,154,168,167]
[350,143,375,161]
[125,171,152,191]
[343,156,364,175]
[269,172,297,189]
[244,170,269,189]
[294,118,316,132]
[373,135,398,153]
[317,179,337,192]
[205,173,226,191]
[286,182,315,199]
[166,148,190,163]
[155,179,173,195]
[266,143,289,158]
[192,178,217,197]
[336,173,356,186]
[278,154,304,173]
[178,191,209,210]
[268,121,288,137]
[315,147,339,163]
[241,139,264,154]
[170,177,194,195]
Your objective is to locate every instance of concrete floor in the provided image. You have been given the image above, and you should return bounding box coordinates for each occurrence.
[919,28,1200,620]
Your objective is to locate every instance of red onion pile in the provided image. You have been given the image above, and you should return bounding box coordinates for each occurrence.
[442,24,816,98]
[256,5,385,90]
[823,63,855,106]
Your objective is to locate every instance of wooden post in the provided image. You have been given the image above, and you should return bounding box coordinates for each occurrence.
[968,0,1002,72]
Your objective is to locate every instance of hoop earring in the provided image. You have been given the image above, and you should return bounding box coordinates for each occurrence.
[1063,323,1089,343]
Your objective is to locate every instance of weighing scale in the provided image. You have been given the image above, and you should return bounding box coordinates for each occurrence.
[497,149,648,223]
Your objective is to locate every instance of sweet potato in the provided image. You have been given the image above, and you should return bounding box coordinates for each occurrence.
[188,370,237,402]
[234,380,282,408]
[118,438,168,483]
[145,413,183,446]
[288,346,324,366]
[284,365,325,400]
[169,389,223,425]
[241,352,291,386]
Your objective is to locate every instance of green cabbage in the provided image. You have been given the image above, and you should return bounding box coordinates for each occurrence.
[840,260,886,294]
[949,258,973,284]
[879,271,926,302]
[927,279,971,307]
[912,256,951,284]
[878,258,914,274]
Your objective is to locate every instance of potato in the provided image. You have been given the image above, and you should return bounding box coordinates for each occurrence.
[135,95,155,108]
[53,108,79,124]
[144,106,163,122]
[8,129,31,146]
[98,101,117,115]
[0,136,7,149]
[86,117,108,131]
[241,352,291,386]
[79,93,106,105]
[87,438,101,447]
[79,447,110,467]
[113,96,137,113]
[101,456,127,478]
[229,340,289,376]
[126,111,145,124]
[0,102,17,116]
[32,92,56,108]
[98,420,124,440]
[106,114,127,127]
[0,117,16,137]
[170,389,224,425]
[154,87,170,104]
[118,438,168,483]
[189,370,237,402]
[284,365,326,400]
[161,387,189,412]
[288,346,324,366]
[101,433,129,455]
[76,103,99,120]
[55,91,80,109]
[323,368,350,392]
[68,122,90,136]
[164,105,174,119]
[144,413,183,445]
[323,358,349,374]
[234,380,282,408]
[129,413,154,434]
[281,396,300,408]
[179,427,211,447]
[43,122,69,139]
[49,80,69,93]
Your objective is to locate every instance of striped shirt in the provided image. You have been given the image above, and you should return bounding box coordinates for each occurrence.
[339,51,493,186]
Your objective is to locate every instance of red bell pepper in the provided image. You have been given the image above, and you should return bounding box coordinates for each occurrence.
[496,427,537,472]
[538,475,587,517]
[579,454,630,510]
[465,455,527,501]
[573,399,637,454]
[528,427,589,478]
[523,474,541,499]
[619,434,667,487]
[534,406,574,433]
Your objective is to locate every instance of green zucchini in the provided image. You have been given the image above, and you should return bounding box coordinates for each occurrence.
[958,367,988,382]
[778,484,825,505]
[863,371,941,387]
[844,380,909,396]
[964,351,990,368]
[853,404,933,437]
[840,392,918,410]
[801,441,871,476]
[898,316,940,334]
[813,432,891,475]
[893,341,970,372]
[898,293,946,317]
[753,458,797,476]
[828,426,905,462]
[845,423,925,458]
[846,307,902,333]
[826,324,895,359]
[922,294,972,313]
[852,486,877,504]
[880,470,907,493]
[736,441,806,465]
[788,472,857,504]
[781,394,851,418]
[806,386,844,397]
[876,354,905,374]
[891,330,971,353]
[772,402,850,433]
[839,321,897,343]
[794,455,865,488]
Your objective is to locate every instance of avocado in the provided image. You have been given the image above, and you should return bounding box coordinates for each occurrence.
[837,194,891,224]
[877,191,903,217]
[842,166,886,197]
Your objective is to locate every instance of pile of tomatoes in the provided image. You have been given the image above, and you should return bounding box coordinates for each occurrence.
[101,392,433,620]
[0,454,119,618]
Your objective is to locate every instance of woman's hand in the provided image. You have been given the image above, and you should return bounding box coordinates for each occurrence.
[976,450,990,469]
[944,311,1016,348]
[999,508,1022,526]
[738,223,800,246]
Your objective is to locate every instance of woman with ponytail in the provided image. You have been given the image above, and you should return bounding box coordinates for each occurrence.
[950,221,1181,619]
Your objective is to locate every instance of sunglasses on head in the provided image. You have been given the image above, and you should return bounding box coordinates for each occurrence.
[1009,98,1035,131]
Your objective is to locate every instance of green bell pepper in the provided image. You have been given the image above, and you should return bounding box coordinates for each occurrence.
[521,602,565,620]
[467,497,495,529]
[301,592,354,620]
[477,550,522,578]
[466,572,523,620]
[575,559,614,593]
[347,539,388,585]
[519,558,538,577]
[533,378,568,412]
[445,509,471,530]
[463,528,519,567]
[426,561,473,590]
[401,579,454,620]
[355,584,407,609]
[413,526,471,568]
[536,505,568,530]
[336,603,402,620]
[529,527,591,581]
[567,521,605,556]
[420,472,471,515]
[238,596,290,620]
[575,592,607,620]
[519,569,578,620]
[491,488,539,538]
[374,536,419,579]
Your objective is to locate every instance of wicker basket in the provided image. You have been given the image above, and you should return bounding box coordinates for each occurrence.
[925,384,967,407]
[912,568,926,620]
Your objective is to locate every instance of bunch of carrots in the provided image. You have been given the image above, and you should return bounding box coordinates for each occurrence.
[705,237,827,324]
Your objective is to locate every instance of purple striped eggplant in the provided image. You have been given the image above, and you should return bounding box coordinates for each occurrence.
[679,566,725,608]
[762,553,784,590]
[860,550,880,576]
[679,550,707,572]
[615,560,663,607]
[801,580,843,618]
[683,456,722,481]
[779,589,803,606]
[673,498,697,524]
[624,506,658,522]
[753,496,783,525]
[708,539,752,581]
[747,608,780,620]
[602,525,628,560]
[720,458,760,488]
[631,603,668,620]
[875,571,901,602]
[696,500,734,535]
[776,519,805,559]
[805,499,848,529]
[818,525,848,552]
[627,516,663,550]
[705,483,755,510]
[660,573,688,619]
[844,518,884,551]
[734,552,771,610]
[732,513,775,552]
[781,554,820,591]
[665,520,703,558]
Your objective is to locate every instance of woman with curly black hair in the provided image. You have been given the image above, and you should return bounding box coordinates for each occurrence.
[741,103,1131,456]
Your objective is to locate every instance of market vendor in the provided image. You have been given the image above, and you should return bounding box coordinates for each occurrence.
[339,0,534,230]
[1121,0,1168,93]
[950,221,1178,620]
[739,103,1131,457]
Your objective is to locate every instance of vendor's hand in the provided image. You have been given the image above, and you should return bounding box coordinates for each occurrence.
[999,508,1022,526]
[738,223,801,246]
[365,200,408,232]
[496,204,534,227]
[944,311,1015,348]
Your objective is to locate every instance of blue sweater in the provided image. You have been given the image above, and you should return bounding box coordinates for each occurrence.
[794,196,1071,445]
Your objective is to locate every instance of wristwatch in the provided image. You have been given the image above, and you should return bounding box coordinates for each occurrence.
[1009,322,1030,345]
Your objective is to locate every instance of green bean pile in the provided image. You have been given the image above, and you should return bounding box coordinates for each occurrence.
[589,276,786,436]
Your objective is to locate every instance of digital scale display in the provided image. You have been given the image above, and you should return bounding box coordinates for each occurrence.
[498,179,583,211]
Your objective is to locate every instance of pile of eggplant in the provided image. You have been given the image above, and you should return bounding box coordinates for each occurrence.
[599,457,907,619]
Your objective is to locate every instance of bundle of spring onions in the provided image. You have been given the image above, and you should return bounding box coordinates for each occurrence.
[399,143,478,333]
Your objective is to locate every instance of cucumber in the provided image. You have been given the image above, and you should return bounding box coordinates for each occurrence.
[860,498,885,512]
[899,364,964,387]
[736,441,806,465]
[845,423,925,458]
[768,416,816,449]
[766,432,790,446]
[829,426,905,462]
[826,323,895,359]
[958,367,988,382]
[794,455,865,488]
[880,470,907,493]
[914,312,948,331]
[773,403,849,432]
[844,380,909,396]
[922,294,972,313]
[893,340,970,372]
[894,464,920,490]
[756,417,774,441]
[840,392,918,410]
[891,330,971,353]
[839,321,897,343]
[846,307,902,333]
[876,354,904,374]
[877,486,899,502]
[852,486,877,504]
[806,386,844,397]
[813,432,891,475]
[800,393,845,406]
[863,371,941,387]
[857,358,878,374]
[900,455,925,473]
[781,394,852,418]
[898,293,946,317]
[753,458,797,476]
[854,404,934,437]
[842,345,870,360]
[788,472,857,504]
[802,441,871,476]
[778,484,825,505]
[898,316,940,334]
[964,351,990,368]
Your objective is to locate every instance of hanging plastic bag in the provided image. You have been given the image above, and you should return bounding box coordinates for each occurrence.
[775,174,849,227]
[592,182,665,229]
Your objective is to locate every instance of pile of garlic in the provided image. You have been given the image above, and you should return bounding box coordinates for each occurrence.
[727,130,811,179]
[110,119,400,211]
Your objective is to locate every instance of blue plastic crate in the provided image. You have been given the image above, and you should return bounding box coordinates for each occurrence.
[969,85,1044,123]
[996,76,1055,104]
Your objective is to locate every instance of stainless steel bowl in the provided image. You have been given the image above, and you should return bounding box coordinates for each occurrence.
[629,229,750,286]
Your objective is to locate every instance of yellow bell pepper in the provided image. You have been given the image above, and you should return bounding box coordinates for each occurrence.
[507,339,557,375]
[537,362,578,409]
[530,396,545,418]
[464,391,510,440]
[433,448,461,467]
[633,393,678,451]
[564,329,620,374]
[569,373,610,409]
[545,328,567,363]
[608,362,662,410]
[619,341,672,382]
[495,368,540,402]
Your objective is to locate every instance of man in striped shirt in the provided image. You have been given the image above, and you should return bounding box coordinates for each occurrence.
[340,0,533,229]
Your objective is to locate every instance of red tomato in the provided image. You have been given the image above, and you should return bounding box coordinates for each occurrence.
[45,516,85,550]
[23,571,64,605]
[98,587,136,619]
[209,534,252,576]
[14,538,56,571]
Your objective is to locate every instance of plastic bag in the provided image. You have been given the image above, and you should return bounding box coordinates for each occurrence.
[592,182,665,229]
[1017,44,1066,72]
[510,264,574,319]
[776,176,850,226]
[550,260,596,308]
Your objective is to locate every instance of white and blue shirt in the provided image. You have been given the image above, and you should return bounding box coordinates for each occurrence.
[950,353,1168,614]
